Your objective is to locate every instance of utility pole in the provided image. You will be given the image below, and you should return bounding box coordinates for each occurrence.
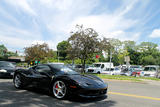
[109,50,112,71]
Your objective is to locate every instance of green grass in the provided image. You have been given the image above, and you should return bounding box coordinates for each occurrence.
[140,77,160,81]
[85,73,160,82]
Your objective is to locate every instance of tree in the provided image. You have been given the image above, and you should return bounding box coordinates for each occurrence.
[24,43,53,63]
[57,41,70,60]
[117,50,129,65]
[123,40,136,50]
[0,44,18,60]
[140,55,156,65]
[68,25,101,73]
[137,42,158,53]
[0,45,7,59]
[109,38,122,53]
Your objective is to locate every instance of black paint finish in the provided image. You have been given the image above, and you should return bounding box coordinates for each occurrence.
[13,64,108,98]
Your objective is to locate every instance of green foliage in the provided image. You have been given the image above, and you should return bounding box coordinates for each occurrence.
[0,44,18,60]
[112,54,119,66]
[138,42,158,52]
[123,40,136,50]
[24,43,54,62]
[68,25,103,72]
[140,55,156,65]
[57,41,70,60]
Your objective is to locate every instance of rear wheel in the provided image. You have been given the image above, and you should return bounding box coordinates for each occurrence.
[97,71,100,74]
[52,80,67,99]
[13,74,24,89]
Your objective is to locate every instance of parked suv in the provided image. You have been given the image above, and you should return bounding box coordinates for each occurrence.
[140,65,159,77]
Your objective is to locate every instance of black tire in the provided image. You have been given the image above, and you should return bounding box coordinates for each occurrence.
[13,74,24,89]
[97,71,100,74]
[52,80,68,99]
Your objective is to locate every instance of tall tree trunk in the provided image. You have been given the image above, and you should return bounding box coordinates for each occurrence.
[82,59,86,74]
[83,59,86,73]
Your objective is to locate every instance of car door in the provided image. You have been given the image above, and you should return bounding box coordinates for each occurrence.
[33,65,52,88]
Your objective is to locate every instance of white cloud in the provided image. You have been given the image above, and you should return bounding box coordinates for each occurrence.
[103,31,140,41]
[0,7,20,25]
[69,14,138,41]
[118,0,139,16]
[0,0,151,52]
[5,0,36,15]
[0,35,55,50]
[32,40,55,49]
[0,34,32,48]
[149,29,160,38]
[0,22,42,40]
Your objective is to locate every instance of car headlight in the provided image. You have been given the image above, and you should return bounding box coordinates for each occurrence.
[0,69,7,72]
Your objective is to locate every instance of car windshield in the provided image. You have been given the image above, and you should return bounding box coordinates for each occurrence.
[0,62,15,68]
[50,64,79,75]
[94,64,101,68]
[144,67,156,71]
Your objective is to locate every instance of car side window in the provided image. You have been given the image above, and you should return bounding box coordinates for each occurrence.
[150,67,156,71]
[101,64,104,69]
[36,65,51,73]
[106,68,109,71]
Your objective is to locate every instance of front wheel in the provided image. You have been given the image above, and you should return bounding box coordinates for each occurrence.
[13,74,24,89]
[52,80,67,99]
[97,71,100,74]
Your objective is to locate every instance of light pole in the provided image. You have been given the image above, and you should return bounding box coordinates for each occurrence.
[109,50,112,71]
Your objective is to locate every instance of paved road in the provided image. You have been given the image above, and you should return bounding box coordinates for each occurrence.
[0,79,160,107]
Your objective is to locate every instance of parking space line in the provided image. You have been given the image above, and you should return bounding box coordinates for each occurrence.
[108,92,160,101]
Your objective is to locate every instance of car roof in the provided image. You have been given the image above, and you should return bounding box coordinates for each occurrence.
[94,62,112,64]
[145,65,159,67]
[48,62,64,65]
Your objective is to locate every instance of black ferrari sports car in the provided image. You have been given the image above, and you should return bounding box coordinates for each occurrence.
[13,63,108,99]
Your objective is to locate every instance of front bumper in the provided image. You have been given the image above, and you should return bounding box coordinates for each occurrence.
[75,88,108,98]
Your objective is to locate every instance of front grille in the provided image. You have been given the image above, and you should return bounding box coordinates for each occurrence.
[80,89,107,96]
[88,69,94,72]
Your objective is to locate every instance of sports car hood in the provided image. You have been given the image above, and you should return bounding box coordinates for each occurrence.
[68,74,107,89]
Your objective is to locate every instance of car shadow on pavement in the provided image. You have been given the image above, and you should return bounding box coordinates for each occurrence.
[0,80,116,107]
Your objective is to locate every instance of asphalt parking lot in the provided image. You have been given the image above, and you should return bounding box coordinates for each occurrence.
[0,79,160,107]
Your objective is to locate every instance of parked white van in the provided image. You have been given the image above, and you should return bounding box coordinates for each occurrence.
[140,65,159,77]
[86,62,114,74]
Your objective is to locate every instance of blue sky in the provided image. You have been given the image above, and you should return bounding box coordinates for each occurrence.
[0,0,160,54]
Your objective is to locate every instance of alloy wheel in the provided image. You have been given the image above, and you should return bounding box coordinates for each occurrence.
[53,81,66,99]
[14,74,21,88]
